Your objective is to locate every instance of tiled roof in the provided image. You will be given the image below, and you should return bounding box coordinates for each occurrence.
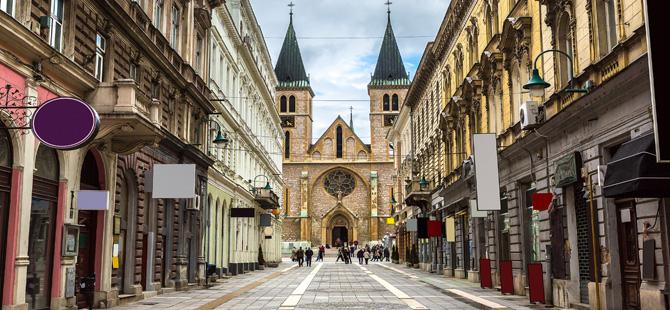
[369,15,411,87]
[274,16,310,88]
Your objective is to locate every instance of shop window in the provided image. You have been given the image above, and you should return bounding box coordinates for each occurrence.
[523,182,540,263]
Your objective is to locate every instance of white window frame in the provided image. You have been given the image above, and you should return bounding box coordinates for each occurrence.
[94,33,106,81]
[49,0,64,52]
[130,63,137,80]
[1,0,15,17]
[155,0,163,31]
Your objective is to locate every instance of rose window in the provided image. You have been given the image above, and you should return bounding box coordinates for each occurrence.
[324,170,356,198]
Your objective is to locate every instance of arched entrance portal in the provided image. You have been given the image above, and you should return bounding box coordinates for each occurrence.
[321,204,358,246]
[331,224,349,246]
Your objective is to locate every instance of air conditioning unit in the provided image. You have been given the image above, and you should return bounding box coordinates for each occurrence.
[520,100,539,130]
[243,35,252,45]
[30,21,40,34]
[186,196,200,211]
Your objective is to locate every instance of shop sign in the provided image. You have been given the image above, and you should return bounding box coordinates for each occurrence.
[31,97,100,150]
[554,152,582,187]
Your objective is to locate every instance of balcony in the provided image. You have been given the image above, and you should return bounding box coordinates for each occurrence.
[404,177,432,208]
[254,187,280,210]
[85,79,165,154]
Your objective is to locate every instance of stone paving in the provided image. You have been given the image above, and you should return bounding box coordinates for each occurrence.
[114,257,576,310]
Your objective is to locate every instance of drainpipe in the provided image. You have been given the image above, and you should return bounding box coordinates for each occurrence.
[588,173,601,310]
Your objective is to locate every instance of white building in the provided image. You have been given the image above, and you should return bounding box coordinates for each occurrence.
[205,0,284,276]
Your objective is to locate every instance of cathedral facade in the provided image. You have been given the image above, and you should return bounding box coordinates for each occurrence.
[276,11,410,246]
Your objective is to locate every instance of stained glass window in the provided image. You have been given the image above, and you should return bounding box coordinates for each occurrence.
[324,170,355,198]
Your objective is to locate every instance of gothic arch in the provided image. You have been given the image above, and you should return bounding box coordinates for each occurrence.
[321,203,358,246]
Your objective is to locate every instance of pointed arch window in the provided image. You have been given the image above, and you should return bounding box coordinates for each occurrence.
[383,94,390,111]
[391,94,399,111]
[289,96,296,113]
[336,126,343,158]
[280,96,287,113]
[284,131,290,159]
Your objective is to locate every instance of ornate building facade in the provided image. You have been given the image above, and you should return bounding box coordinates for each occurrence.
[279,10,406,246]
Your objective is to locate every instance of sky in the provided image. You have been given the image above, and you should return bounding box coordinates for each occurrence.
[248,0,450,143]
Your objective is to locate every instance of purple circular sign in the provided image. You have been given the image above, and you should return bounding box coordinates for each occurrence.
[31,97,100,150]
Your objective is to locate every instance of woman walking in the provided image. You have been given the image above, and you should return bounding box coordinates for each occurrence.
[364,249,370,265]
[291,247,297,262]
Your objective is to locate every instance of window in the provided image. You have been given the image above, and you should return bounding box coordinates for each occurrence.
[604,0,618,52]
[284,131,290,159]
[523,182,540,263]
[289,96,296,113]
[94,33,106,81]
[383,94,390,111]
[336,126,343,158]
[155,0,163,30]
[195,35,202,74]
[284,188,289,216]
[130,63,137,80]
[1,0,14,16]
[557,14,573,88]
[49,0,64,52]
[170,5,179,52]
[280,96,287,113]
[391,94,399,111]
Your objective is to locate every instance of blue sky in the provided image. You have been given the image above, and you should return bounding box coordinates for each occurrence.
[249,0,449,143]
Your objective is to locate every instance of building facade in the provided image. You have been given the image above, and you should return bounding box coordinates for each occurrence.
[279,10,404,247]
[205,0,283,277]
[391,0,665,309]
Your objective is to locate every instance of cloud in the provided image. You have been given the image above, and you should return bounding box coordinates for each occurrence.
[249,0,449,143]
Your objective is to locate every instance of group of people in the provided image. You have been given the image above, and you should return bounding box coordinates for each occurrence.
[290,242,390,266]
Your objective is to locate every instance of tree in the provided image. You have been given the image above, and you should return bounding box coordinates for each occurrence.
[258,245,265,266]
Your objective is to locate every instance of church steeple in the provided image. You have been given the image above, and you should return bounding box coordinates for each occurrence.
[369,7,410,87]
[274,3,310,88]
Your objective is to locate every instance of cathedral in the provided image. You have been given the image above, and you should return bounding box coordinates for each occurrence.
[276,9,409,246]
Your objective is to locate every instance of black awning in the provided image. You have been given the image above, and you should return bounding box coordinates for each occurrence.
[603,133,670,198]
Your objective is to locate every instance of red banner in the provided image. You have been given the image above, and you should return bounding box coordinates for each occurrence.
[427,220,442,237]
[500,261,513,294]
[532,193,553,210]
[479,259,492,288]
[528,263,545,303]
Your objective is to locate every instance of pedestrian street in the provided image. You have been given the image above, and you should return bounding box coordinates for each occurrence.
[113,258,571,310]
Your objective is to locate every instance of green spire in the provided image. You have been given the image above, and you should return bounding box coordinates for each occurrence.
[274,12,310,88]
[369,13,410,87]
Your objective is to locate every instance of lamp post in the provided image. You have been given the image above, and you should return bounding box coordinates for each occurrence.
[191,119,229,153]
[419,167,442,191]
[250,175,272,193]
[523,49,588,97]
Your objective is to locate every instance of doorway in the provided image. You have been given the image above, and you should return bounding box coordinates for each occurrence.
[77,150,103,308]
[616,200,641,309]
[0,127,12,307]
[332,227,348,245]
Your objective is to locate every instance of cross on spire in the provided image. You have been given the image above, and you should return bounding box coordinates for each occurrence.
[288,2,295,15]
[385,1,392,18]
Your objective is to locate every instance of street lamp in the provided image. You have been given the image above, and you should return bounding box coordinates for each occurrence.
[251,175,272,193]
[523,49,588,97]
[419,167,442,191]
[191,119,230,150]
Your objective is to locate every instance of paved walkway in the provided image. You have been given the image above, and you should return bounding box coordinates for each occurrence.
[113,258,576,310]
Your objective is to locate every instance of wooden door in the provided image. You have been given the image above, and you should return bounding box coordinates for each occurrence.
[616,200,641,309]
[76,210,98,309]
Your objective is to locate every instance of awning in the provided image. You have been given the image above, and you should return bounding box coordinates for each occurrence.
[603,133,670,198]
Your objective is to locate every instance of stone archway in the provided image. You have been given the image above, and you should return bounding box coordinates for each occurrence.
[321,204,357,246]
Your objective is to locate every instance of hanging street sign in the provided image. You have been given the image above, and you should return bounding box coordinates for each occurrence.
[31,97,100,150]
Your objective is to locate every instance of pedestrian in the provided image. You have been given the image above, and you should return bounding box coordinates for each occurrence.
[357,248,364,264]
[305,247,313,267]
[384,247,390,262]
[297,247,304,267]
[320,245,325,261]
[316,245,323,262]
[291,247,297,262]
[364,249,370,265]
[336,247,344,263]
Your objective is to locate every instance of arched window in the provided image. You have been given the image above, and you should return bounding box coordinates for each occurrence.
[280,96,287,113]
[289,95,296,113]
[557,13,573,88]
[392,94,399,111]
[284,131,290,159]
[383,94,390,111]
[0,128,10,167]
[336,126,343,158]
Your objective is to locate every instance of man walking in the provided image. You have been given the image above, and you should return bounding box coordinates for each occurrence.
[336,247,344,263]
[305,247,313,267]
[297,247,304,267]
[364,249,370,265]
[384,247,390,262]
[357,248,364,264]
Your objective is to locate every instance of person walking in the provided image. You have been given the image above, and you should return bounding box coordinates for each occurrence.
[316,246,323,262]
[305,247,313,267]
[364,249,370,265]
[384,247,390,262]
[296,247,305,267]
[357,248,364,264]
[336,247,344,263]
[291,247,297,262]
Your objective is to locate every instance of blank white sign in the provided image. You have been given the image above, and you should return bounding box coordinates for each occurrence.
[470,199,487,218]
[406,219,418,231]
[76,190,109,210]
[473,134,501,211]
[152,164,196,198]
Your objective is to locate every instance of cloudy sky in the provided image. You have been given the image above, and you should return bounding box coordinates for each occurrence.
[248,0,449,143]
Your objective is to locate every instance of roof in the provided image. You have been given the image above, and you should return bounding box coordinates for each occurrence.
[274,15,310,88]
[369,14,411,87]
[307,116,371,154]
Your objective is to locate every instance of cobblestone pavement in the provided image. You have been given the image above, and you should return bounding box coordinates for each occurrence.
[114,257,576,310]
